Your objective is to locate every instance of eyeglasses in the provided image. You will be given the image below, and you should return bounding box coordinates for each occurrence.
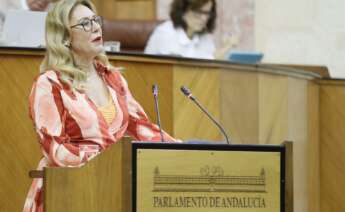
[70,16,102,32]
[192,9,213,17]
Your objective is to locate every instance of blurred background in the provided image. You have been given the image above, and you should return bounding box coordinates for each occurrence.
[0,0,343,77]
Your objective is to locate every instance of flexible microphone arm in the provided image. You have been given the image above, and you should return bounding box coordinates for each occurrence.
[180,86,230,144]
[152,84,165,142]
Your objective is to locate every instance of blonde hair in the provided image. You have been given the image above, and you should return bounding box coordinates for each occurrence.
[41,0,111,89]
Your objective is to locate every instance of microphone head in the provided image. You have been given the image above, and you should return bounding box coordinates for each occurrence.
[152,84,158,96]
[180,86,191,96]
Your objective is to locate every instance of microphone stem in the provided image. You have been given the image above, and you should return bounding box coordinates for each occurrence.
[192,98,230,144]
[153,95,165,142]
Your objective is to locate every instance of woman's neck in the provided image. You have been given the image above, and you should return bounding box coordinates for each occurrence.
[73,52,95,75]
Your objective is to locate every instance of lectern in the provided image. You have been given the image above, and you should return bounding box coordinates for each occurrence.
[42,140,292,212]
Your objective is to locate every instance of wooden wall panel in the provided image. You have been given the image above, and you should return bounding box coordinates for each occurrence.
[220,69,259,144]
[287,77,308,212]
[320,81,345,212]
[110,60,174,134]
[258,74,318,212]
[92,0,155,20]
[258,73,289,144]
[307,81,320,212]
[114,1,156,20]
[173,66,221,141]
[0,55,42,212]
[284,141,294,212]
[45,139,132,212]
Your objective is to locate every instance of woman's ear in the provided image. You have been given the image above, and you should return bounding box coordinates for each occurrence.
[63,40,71,48]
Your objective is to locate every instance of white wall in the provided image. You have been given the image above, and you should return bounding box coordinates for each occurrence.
[255,0,345,78]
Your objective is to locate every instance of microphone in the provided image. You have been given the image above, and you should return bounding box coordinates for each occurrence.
[180,86,231,144]
[152,84,165,142]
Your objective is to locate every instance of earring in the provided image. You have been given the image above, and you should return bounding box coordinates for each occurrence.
[63,40,71,48]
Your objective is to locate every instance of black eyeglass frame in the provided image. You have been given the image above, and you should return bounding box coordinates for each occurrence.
[70,16,103,32]
[191,9,214,16]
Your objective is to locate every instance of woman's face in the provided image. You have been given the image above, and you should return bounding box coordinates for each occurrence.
[183,1,213,34]
[69,4,103,60]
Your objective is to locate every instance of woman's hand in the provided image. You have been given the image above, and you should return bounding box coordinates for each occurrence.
[214,33,240,60]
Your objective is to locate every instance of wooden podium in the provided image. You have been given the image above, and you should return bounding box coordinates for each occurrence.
[44,139,133,212]
[43,140,292,212]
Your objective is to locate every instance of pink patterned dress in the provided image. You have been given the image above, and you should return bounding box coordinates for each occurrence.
[23,61,175,212]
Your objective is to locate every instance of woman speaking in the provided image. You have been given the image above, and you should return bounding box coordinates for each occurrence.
[23,0,176,211]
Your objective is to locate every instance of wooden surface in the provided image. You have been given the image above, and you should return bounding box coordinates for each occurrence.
[266,64,330,78]
[0,48,339,212]
[258,73,289,145]
[92,0,155,20]
[319,80,345,212]
[219,69,316,211]
[220,68,259,144]
[173,65,221,141]
[45,138,132,212]
[286,77,308,212]
[307,82,320,212]
[114,1,156,20]
[283,141,294,212]
[0,54,42,212]
[111,60,174,135]
[137,146,283,212]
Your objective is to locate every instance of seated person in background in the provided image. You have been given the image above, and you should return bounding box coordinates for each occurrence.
[145,0,233,60]
[23,0,177,211]
[23,0,50,11]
